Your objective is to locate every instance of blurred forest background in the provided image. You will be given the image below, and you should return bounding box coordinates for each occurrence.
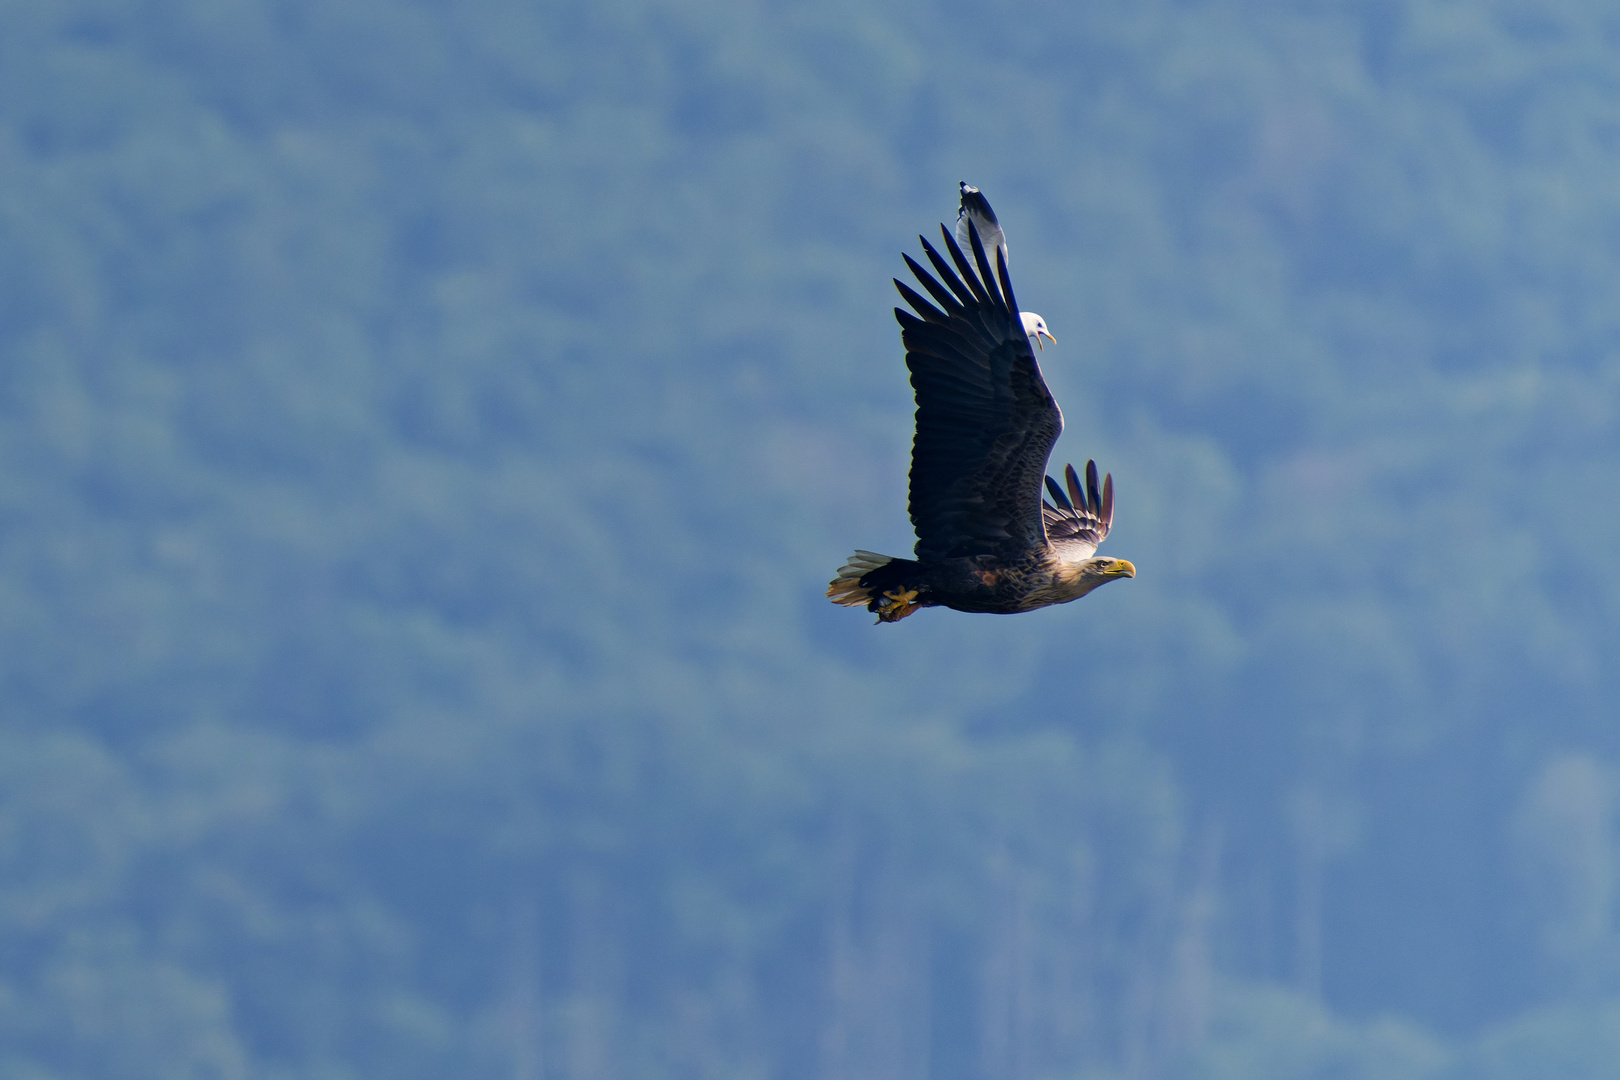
[6,0,1620,1076]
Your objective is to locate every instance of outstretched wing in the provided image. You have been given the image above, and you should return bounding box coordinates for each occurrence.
[1042,461,1114,564]
[893,222,1063,561]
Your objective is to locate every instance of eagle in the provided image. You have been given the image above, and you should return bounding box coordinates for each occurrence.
[827,183,1135,623]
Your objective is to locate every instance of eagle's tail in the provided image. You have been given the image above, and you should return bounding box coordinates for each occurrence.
[827,551,925,623]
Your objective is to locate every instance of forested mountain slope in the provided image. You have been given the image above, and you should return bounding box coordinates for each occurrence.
[5,1,1620,1077]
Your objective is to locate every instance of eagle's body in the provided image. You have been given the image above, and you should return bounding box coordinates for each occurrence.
[828,184,1135,623]
[829,546,1124,617]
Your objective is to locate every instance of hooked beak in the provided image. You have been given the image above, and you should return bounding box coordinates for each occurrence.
[1037,329,1056,350]
[1109,559,1136,578]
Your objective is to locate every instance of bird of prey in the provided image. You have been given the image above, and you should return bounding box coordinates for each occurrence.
[827,183,1135,623]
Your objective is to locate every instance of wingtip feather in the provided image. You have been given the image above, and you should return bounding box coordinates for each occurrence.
[894,280,948,324]
[1044,474,1071,510]
[996,247,1018,318]
[939,224,989,303]
[1064,463,1086,513]
[965,220,1004,310]
[919,235,977,307]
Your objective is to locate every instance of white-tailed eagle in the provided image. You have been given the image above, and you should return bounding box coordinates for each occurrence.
[828,183,1135,623]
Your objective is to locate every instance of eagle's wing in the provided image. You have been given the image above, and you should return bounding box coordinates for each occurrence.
[893,223,1063,561]
[1042,461,1114,564]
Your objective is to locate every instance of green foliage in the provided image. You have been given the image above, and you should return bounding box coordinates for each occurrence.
[1464,998,1620,1080]
[6,0,1620,1076]
[1184,983,1451,1080]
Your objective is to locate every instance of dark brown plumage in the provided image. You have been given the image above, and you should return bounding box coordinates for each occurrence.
[827,188,1134,623]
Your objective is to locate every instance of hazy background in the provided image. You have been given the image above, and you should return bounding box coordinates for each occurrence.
[5,0,1620,1076]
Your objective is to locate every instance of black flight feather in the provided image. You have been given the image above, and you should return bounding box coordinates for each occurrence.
[940,228,991,305]
[966,221,1004,311]
[919,237,979,309]
[1045,474,1073,511]
[1065,464,1087,513]
[894,281,949,325]
[902,254,965,316]
[996,248,1019,321]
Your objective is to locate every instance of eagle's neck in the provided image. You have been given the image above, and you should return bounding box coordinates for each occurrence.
[1049,559,1112,603]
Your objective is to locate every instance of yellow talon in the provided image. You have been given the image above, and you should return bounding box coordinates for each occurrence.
[876,588,920,622]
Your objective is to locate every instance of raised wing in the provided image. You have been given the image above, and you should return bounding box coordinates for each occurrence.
[1042,461,1114,563]
[893,222,1063,561]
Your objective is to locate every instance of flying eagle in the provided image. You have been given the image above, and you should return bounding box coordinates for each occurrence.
[827,183,1135,623]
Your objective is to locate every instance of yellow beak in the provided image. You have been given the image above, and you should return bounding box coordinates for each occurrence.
[1109,559,1136,577]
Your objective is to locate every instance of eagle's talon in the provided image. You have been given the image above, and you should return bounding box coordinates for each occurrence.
[876,588,920,622]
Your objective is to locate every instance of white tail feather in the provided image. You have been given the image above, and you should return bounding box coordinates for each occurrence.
[826,550,894,607]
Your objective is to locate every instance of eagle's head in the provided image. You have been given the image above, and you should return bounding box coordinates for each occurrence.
[1055,556,1135,603]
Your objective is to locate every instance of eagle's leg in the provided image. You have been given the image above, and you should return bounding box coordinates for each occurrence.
[874,588,920,623]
